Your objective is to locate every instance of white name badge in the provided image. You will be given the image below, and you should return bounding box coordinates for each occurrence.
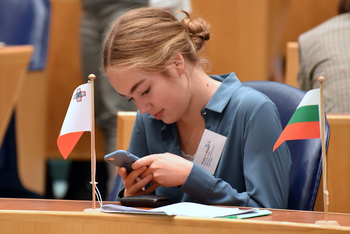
[193,129,227,174]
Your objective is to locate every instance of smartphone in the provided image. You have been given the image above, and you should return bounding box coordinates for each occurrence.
[104,150,140,173]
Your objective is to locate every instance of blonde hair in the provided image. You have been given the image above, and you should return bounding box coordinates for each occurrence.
[103,7,210,74]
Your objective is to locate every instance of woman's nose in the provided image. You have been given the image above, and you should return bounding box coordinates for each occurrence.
[136,99,152,115]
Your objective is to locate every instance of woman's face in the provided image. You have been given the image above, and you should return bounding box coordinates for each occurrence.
[106,66,191,124]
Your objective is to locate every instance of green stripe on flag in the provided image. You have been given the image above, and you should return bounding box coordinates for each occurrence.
[288,105,319,124]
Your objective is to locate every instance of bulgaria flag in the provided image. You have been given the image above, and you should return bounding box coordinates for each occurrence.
[57,83,92,159]
[273,89,321,151]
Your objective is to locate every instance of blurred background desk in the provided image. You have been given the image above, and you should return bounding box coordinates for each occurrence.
[1,198,350,234]
[0,46,33,145]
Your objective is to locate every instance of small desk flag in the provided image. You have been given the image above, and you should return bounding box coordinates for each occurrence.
[57,83,92,159]
[273,89,321,151]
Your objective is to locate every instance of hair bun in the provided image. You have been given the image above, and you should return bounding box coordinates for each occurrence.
[182,15,210,51]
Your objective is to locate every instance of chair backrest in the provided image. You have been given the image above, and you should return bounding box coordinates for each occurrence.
[116,112,137,151]
[284,42,299,88]
[108,111,137,201]
[0,0,50,71]
[242,81,330,211]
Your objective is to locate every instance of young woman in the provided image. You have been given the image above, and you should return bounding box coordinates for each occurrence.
[103,7,291,208]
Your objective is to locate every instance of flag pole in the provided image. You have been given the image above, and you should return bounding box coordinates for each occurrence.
[315,76,339,226]
[89,74,98,210]
[319,76,328,221]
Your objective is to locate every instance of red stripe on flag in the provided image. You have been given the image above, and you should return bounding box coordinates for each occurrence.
[57,132,84,159]
[273,121,320,151]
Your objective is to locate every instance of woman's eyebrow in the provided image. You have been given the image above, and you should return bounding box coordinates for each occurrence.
[130,79,146,95]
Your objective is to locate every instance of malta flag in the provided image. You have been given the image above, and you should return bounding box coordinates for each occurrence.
[57,83,91,159]
[273,89,321,151]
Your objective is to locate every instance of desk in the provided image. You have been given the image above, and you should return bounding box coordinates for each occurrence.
[1,198,350,234]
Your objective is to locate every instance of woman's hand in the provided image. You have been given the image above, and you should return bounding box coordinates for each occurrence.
[119,166,159,197]
[132,153,193,187]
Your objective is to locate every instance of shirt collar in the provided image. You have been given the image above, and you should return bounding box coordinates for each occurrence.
[206,72,241,113]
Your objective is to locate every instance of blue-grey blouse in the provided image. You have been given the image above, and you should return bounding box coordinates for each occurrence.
[124,72,291,209]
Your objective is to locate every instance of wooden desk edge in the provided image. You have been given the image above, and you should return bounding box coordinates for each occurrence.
[0,45,34,54]
[327,114,350,125]
[1,208,350,231]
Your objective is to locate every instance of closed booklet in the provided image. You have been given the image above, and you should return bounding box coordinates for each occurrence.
[120,194,174,207]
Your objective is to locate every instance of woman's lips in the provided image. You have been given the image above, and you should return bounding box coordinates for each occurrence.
[153,109,164,120]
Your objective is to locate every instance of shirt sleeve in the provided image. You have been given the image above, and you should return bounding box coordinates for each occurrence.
[180,101,291,209]
[297,37,312,91]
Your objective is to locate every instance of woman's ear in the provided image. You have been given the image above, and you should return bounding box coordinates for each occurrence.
[172,53,185,76]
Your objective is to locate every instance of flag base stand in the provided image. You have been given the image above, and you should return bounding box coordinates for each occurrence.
[315,220,340,226]
[83,208,101,213]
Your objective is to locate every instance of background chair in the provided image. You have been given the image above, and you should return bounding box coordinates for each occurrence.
[242,81,330,211]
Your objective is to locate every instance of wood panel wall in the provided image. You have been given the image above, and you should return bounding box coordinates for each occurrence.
[190,0,338,81]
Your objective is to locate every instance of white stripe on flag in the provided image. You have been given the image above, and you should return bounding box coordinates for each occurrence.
[297,89,320,108]
[60,83,92,135]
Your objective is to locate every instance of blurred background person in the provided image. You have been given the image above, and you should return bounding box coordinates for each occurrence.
[80,0,147,156]
[149,0,192,20]
[298,0,350,114]
[74,0,148,199]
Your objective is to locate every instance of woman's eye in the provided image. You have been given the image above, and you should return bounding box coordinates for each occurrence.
[141,87,150,96]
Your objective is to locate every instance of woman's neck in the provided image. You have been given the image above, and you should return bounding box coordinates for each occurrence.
[176,68,221,155]
[180,68,220,124]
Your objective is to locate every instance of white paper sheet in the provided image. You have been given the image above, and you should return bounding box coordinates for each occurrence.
[101,202,259,218]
